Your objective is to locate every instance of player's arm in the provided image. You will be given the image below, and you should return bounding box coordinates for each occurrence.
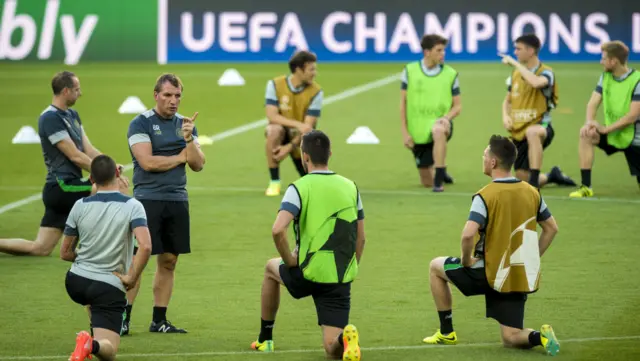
[127,202,152,283]
[56,139,93,172]
[537,198,558,257]
[60,202,81,262]
[510,62,550,89]
[41,113,93,172]
[183,116,205,172]
[585,92,602,123]
[81,135,101,159]
[264,80,304,129]
[601,82,640,134]
[400,68,410,136]
[461,195,486,267]
[272,185,300,267]
[355,191,366,264]
[128,117,186,172]
[442,76,462,121]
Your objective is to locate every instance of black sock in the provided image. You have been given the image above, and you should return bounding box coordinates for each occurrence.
[434,167,446,187]
[438,310,454,334]
[125,305,133,323]
[269,167,280,182]
[529,331,542,346]
[258,319,275,342]
[581,169,592,188]
[338,332,344,346]
[292,158,306,177]
[636,176,640,185]
[91,340,100,355]
[529,169,540,188]
[153,307,167,323]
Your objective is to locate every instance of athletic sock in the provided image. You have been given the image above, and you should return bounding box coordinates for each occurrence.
[293,158,306,177]
[269,168,280,182]
[125,305,133,323]
[258,319,275,342]
[581,169,592,188]
[91,340,100,355]
[338,332,344,346]
[528,331,543,346]
[153,307,167,323]
[529,169,540,188]
[434,167,446,188]
[438,310,454,334]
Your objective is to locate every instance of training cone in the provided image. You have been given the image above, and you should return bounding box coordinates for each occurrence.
[346,126,380,144]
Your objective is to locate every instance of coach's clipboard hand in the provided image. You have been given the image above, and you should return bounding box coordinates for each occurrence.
[113,271,136,291]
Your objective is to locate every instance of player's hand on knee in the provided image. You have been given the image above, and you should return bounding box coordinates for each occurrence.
[273,144,292,162]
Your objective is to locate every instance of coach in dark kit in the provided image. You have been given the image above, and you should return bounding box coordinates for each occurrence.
[125,73,205,334]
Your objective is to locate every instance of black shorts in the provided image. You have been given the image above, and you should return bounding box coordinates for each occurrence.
[596,135,640,176]
[512,124,555,171]
[411,121,454,168]
[41,180,92,230]
[65,271,126,334]
[279,264,351,328]
[444,257,527,329]
[140,200,190,255]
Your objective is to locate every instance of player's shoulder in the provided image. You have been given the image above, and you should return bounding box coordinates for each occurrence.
[309,80,322,92]
[125,196,143,207]
[272,75,287,84]
[130,110,154,125]
[38,105,60,121]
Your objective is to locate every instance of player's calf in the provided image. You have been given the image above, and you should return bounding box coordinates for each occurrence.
[431,124,449,190]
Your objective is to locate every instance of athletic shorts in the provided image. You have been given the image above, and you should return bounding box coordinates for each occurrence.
[140,200,190,255]
[596,136,640,176]
[279,264,351,328]
[41,179,92,230]
[411,121,454,168]
[512,124,555,171]
[65,271,126,334]
[443,257,527,329]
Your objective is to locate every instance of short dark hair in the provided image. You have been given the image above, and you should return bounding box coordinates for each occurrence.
[421,34,448,51]
[488,135,517,170]
[515,33,541,54]
[51,71,76,95]
[301,130,331,165]
[288,50,317,73]
[90,155,117,186]
[154,73,183,93]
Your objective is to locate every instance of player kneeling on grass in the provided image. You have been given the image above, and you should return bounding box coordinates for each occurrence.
[570,40,640,198]
[60,155,152,361]
[423,135,561,356]
[251,130,366,361]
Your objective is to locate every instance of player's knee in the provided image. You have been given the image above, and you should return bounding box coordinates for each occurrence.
[266,124,285,139]
[525,126,544,142]
[158,256,178,271]
[265,258,280,276]
[432,125,446,140]
[429,257,444,275]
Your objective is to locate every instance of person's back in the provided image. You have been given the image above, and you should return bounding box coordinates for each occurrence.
[474,178,542,293]
[293,172,360,284]
[62,154,152,361]
[67,191,145,293]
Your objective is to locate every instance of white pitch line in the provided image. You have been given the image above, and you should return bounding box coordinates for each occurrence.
[0,74,400,216]
[0,335,638,360]
[184,186,640,205]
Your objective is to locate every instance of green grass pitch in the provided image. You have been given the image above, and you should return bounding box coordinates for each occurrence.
[0,62,639,360]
